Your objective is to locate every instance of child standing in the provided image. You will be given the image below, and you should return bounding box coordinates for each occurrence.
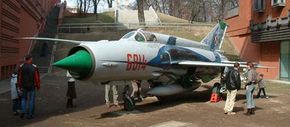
[10,71,21,115]
[257,74,269,99]
[66,71,77,108]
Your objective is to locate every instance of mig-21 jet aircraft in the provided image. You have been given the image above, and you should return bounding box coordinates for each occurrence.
[21,21,261,100]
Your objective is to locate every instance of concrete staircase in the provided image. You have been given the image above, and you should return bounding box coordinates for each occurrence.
[31,6,60,73]
[117,7,161,25]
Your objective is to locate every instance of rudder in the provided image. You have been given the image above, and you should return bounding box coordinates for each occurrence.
[201,21,228,51]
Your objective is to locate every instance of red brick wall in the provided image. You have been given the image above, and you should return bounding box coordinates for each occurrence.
[0,0,21,79]
[0,0,56,79]
[257,42,280,79]
[252,0,290,23]
[19,8,39,61]
[226,0,261,62]
[226,0,287,79]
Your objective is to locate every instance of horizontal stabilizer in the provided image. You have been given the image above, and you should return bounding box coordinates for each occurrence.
[179,61,248,67]
[180,61,276,69]
[16,37,83,44]
[221,61,248,65]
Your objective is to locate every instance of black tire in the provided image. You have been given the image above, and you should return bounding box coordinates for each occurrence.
[156,96,171,102]
[123,96,135,111]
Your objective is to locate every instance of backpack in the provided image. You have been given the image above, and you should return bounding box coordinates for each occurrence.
[21,63,35,90]
[225,69,239,90]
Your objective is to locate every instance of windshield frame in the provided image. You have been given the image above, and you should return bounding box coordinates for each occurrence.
[120,29,148,43]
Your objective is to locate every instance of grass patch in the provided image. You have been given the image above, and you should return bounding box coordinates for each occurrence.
[63,12,115,23]
[98,12,115,23]
[145,26,212,42]
[155,30,204,41]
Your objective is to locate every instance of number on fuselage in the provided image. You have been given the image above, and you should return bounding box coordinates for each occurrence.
[126,54,147,71]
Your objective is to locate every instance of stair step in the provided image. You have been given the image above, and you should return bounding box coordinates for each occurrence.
[30,6,60,74]
[38,66,49,73]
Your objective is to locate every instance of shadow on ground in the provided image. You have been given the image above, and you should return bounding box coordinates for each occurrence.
[98,88,212,119]
[0,72,106,127]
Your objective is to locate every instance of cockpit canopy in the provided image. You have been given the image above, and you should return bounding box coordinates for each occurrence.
[121,29,157,42]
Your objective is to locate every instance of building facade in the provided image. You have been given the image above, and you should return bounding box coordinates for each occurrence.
[0,0,60,80]
[226,0,290,80]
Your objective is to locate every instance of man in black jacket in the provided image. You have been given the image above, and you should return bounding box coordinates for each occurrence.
[224,63,241,115]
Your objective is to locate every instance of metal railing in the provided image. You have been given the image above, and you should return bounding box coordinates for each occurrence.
[57,22,214,33]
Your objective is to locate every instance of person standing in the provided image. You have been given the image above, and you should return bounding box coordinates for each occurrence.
[256,74,268,99]
[104,81,119,107]
[66,71,77,108]
[10,71,21,115]
[224,63,241,115]
[245,62,257,115]
[17,55,40,119]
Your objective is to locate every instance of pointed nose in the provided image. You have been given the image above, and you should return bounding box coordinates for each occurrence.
[53,50,93,79]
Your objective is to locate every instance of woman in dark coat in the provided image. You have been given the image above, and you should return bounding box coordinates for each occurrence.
[66,71,76,108]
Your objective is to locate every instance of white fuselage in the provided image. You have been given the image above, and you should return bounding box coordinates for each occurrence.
[77,39,218,81]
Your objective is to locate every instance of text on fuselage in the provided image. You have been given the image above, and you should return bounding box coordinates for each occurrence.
[127,54,147,71]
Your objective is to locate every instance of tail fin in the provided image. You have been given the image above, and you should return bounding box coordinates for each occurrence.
[201,21,228,51]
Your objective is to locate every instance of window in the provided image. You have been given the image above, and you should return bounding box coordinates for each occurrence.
[229,0,239,10]
[168,48,197,62]
[167,37,177,45]
[226,0,239,19]
[135,33,145,42]
[254,0,265,12]
[160,52,171,64]
[121,31,135,39]
[137,30,157,42]
[272,0,286,7]
[147,34,157,42]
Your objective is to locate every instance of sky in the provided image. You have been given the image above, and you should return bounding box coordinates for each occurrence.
[62,0,135,12]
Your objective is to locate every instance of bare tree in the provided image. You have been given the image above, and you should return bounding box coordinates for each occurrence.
[212,0,232,20]
[188,0,202,22]
[202,0,207,22]
[77,0,83,14]
[76,0,92,15]
[84,0,87,13]
[136,0,229,23]
[144,0,161,12]
[137,0,145,25]
[107,0,113,8]
[92,0,101,14]
[85,0,92,13]
[160,0,168,13]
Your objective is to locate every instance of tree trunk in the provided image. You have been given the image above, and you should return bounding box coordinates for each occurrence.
[79,0,83,14]
[161,0,166,13]
[92,0,100,14]
[220,0,225,20]
[94,3,97,14]
[107,0,113,8]
[137,0,145,25]
[168,0,173,16]
[83,0,87,14]
[203,1,207,22]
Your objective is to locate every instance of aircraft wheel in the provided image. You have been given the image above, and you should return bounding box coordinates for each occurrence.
[156,96,170,102]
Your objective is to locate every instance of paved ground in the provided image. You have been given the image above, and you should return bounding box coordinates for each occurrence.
[1,71,290,127]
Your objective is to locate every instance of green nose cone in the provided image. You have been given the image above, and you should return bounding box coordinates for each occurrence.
[53,50,93,79]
